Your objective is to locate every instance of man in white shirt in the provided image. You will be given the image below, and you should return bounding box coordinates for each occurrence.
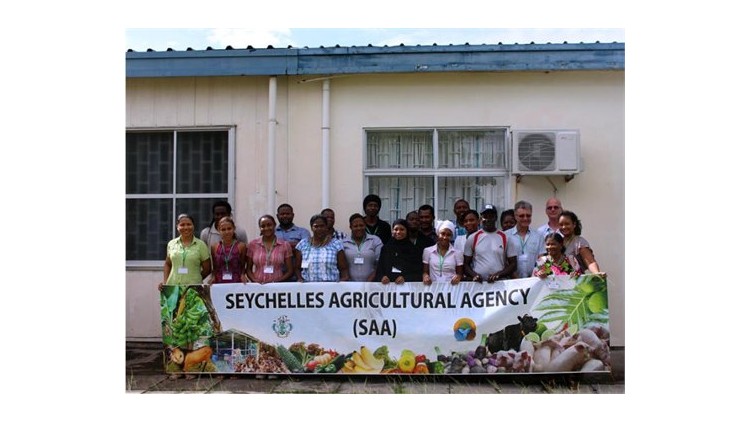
[463,204,518,282]
[536,197,563,237]
[505,200,546,278]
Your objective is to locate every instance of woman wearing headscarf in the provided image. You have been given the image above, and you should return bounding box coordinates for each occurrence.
[422,221,464,285]
[375,219,423,284]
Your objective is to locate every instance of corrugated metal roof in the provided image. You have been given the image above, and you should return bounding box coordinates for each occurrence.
[126,42,624,78]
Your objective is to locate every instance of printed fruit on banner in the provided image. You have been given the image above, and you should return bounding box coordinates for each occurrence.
[398,349,416,373]
[342,346,385,374]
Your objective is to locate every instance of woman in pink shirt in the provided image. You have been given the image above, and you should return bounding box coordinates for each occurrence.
[245,215,294,283]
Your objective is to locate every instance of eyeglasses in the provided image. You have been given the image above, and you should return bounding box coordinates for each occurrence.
[546,206,560,210]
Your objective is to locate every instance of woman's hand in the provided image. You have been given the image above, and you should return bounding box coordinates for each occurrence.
[472,274,482,282]
[158,282,165,292]
[395,276,405,284]
[381,276,390,284]
[450,275,461,285]
[422,273,432,285]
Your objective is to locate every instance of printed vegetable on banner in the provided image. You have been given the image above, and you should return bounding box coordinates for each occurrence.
[159,274,610,375]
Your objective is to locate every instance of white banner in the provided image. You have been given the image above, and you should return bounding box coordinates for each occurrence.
[161,274,611,375]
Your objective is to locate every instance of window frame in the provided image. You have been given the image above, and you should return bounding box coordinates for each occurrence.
[126,126,236,268]
[362,126,512,219]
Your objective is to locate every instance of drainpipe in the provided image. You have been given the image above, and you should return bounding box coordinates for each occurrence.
[268,76,277,212]
[321,79,330,208]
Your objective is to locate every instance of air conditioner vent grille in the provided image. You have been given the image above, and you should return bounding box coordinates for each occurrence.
[517,133,556,171]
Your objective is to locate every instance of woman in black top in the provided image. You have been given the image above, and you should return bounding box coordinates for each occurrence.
[376,219,423,284]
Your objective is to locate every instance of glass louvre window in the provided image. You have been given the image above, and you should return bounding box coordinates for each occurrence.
[365,128,508,221]
[126,129,233,264]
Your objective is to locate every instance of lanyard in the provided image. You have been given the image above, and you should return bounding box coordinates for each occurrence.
[180,241,189,267]
[366,225,378,235]
[263,238,276,266]
[219,240,236,271]
[437,249,447,276]
[516,232,528,254]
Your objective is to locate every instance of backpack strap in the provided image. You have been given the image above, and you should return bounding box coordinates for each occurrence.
[472,229,507,254]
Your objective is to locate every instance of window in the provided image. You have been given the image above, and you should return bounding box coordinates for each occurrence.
[126,128,235,265]
[365,128,509,222]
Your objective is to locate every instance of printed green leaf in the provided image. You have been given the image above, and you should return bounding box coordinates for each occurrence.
[534,282,609,332]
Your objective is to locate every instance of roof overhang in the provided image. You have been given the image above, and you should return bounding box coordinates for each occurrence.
[126,43,624,78]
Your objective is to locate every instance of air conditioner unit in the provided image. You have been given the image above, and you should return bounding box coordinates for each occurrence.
[512,130,581,175]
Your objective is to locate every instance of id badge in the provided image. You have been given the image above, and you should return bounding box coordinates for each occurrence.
[301,261,310,269]
[354,257,365,265]
[519,254,529,263]
[391,267,402,273]
[222,272,233,281]
[548,275,560,289]
[177,267,189,274]
[263,265,274,274]
[436,275,450,283]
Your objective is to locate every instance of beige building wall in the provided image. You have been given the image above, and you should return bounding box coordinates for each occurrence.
[126,70,625,346]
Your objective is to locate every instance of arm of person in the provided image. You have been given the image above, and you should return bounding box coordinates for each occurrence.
[494,255,517,280]
[337,250,350,281]
[293,249,303,282]
[452,265,464,285]
[579,247,601,273]
[368,238,383,282]
[375,246,390,284]
[280,252,295,282]
[238,243,249,283]
[200,258,211,280]
[422,262,432,285]
[160,256,172,291]
[463,254,480,281]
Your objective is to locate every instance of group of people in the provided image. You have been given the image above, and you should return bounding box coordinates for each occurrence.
[159,195,603,289]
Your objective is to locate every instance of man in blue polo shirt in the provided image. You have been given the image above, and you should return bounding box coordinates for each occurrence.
[276,203,311,281]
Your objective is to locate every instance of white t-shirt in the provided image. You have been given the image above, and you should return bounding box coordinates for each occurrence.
[464,229,518,279]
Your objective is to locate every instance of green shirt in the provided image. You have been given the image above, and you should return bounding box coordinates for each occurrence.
[166,236,210,285]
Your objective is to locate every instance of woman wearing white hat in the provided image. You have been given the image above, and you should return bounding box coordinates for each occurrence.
[422,220,464,285]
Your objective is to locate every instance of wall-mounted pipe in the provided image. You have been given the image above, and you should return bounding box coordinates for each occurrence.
[268,76,277,212]
[321,79,330,208]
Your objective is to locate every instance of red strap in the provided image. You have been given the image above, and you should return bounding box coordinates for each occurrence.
[471,229,507,253]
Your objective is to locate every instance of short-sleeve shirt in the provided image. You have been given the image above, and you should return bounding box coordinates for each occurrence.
[166,236,210,285]
[200,224,249,247]
[504,227,546,278]
[276,224,311,246]
[247,237,293,283]
[342,234,383,281]
[296,238,344,282]
[211,240,245,283]
[536,223,561,238]
[564,235,594,272]
[422,244,463,282]
[464,229,517,279]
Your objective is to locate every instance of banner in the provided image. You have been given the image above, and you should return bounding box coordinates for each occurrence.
[160,274,610,375]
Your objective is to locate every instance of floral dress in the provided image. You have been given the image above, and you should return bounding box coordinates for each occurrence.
[532,254,581,278]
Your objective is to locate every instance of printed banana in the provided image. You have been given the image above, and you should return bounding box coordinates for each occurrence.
[351,352,373,370]
[360,346,385,371]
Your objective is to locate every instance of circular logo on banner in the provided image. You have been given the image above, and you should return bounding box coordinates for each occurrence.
[272,315,293,338]
[453,317,476,341]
